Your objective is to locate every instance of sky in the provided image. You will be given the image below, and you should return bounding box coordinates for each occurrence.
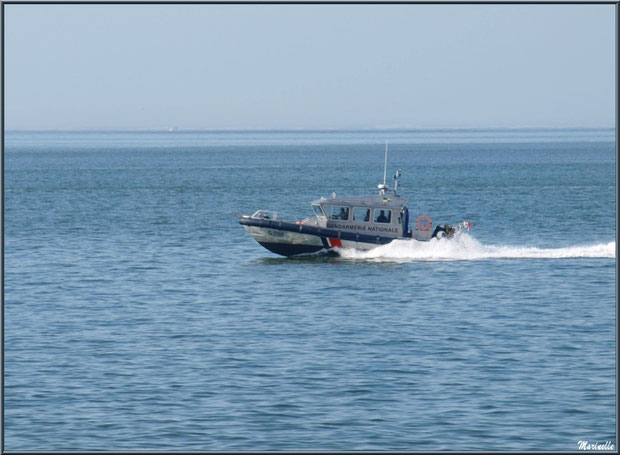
[3,4,616,130]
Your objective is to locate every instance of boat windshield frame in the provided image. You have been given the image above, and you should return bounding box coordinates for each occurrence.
[311,204,326,218]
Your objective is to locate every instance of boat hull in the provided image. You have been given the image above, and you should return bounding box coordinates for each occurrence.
[256,241,325,256]
[240,216,400,257]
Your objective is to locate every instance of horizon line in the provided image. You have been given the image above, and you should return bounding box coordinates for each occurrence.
[4,126,616,133]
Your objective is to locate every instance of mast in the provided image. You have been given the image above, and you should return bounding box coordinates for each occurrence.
[394,169,402,195]
[383,140,388,187]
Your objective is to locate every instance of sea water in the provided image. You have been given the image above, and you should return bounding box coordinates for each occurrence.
[3,129,616,450]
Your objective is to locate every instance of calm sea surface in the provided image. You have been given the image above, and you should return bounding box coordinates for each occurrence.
[4,129,616,450]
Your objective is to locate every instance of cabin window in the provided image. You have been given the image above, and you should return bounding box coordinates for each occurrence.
[324,205,349,220]
[374,208,391,223]
[312,204,325,218]
[352,207,370,222]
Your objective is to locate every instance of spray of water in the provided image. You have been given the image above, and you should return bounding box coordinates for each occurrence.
[336,232,615,262]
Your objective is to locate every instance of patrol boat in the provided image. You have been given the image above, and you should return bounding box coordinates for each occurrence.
[239,147,471,257]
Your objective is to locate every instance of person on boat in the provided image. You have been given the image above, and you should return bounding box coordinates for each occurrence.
[376,210,389,223]
[338,207,348,220]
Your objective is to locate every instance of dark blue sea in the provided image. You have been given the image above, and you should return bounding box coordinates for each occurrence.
[4,129,616,450]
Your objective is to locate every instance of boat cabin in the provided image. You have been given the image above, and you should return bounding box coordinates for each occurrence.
[310,195,411,239]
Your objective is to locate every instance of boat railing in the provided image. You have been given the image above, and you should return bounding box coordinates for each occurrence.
[249,210,303,223]
[300,216,320,226]
[250,210,279,220]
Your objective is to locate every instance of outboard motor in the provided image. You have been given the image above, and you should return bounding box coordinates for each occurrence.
[431,224,456,239]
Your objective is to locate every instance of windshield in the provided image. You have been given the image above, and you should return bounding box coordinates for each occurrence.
[312,205,325,218]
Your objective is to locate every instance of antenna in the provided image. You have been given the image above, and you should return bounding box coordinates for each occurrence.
[383,140,388,186]
[377,141,390,195]
[394,169,402,195]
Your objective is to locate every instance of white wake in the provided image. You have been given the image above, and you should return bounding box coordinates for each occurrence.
[336,233,616,262]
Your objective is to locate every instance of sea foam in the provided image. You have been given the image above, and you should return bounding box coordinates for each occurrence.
[336,233,616,262]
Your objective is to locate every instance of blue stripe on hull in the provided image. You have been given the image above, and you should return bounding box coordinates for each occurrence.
[240,217,396,245]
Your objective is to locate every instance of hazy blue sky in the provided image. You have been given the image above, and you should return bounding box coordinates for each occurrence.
[4,4,615,130]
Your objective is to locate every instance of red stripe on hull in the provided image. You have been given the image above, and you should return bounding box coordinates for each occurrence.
[328,238,343,248]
